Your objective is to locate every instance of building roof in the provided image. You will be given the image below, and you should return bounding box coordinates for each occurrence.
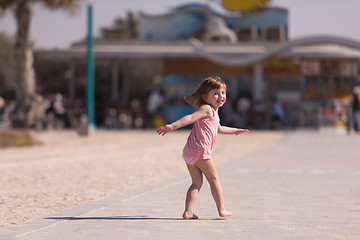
[35,36,360,65]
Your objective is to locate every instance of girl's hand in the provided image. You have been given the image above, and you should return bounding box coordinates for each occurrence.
[235,128,250,135]
[156,124,174,136]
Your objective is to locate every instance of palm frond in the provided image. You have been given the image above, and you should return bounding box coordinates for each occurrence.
[0,0,17,10]
[35,0,83,14]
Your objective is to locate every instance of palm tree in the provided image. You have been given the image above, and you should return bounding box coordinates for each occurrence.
[0,33,15,95]
[0,0,82,128]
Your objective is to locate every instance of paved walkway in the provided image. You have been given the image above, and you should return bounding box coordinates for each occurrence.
[1,130,360,240]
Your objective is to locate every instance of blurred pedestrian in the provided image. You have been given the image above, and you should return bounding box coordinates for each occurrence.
[156,76,249,220]
[236,95,251,127]
[270,96,284,130]
[349,86,360,132]
[0,96,5,120]
[52,93,71,128]
[146,86,165,128]
[219,96,242,127]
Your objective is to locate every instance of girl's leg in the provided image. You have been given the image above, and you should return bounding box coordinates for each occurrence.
[195,159,232,217]
[183,163,203,219]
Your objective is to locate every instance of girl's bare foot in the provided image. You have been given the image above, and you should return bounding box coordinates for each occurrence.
[183,211,200,220]
[219,209,232,217]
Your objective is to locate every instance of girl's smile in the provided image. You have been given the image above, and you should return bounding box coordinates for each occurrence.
[203,87,227,110]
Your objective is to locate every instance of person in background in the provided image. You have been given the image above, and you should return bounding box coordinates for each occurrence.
[146,86,165,128]
[350,86,360,133]
[270,96,284,130]
[52,93,71,128]
[0,96,5,121]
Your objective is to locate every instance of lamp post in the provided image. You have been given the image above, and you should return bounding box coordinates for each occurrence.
[87,4,95,130]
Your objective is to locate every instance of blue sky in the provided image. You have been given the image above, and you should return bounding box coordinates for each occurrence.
[0,0,359,49]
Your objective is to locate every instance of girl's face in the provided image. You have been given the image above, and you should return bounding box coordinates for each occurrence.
[203,86,226,110]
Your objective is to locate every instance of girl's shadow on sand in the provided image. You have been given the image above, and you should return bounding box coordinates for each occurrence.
[46,216,225,221]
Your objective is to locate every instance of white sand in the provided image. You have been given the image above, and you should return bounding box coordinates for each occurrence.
[0,130,284,229]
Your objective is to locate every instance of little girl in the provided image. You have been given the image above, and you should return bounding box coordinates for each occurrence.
[156,76,249,219]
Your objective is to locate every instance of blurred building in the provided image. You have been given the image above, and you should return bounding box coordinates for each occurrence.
[35,3,360,129]
[137,4,287,43]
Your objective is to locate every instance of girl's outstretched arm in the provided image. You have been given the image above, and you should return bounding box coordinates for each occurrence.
[218,125,250,135]
[156,105,212,136]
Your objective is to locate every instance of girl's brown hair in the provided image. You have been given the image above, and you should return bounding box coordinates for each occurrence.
[184,76,226,108]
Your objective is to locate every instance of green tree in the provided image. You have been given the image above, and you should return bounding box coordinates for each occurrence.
[0,0,82,128]
[72,11,138,45]
[99,11,138,40]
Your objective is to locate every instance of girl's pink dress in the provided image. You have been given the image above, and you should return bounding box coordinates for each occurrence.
[182,106,220,165]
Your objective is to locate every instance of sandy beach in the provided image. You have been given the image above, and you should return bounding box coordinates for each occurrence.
[0,130,284,229]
